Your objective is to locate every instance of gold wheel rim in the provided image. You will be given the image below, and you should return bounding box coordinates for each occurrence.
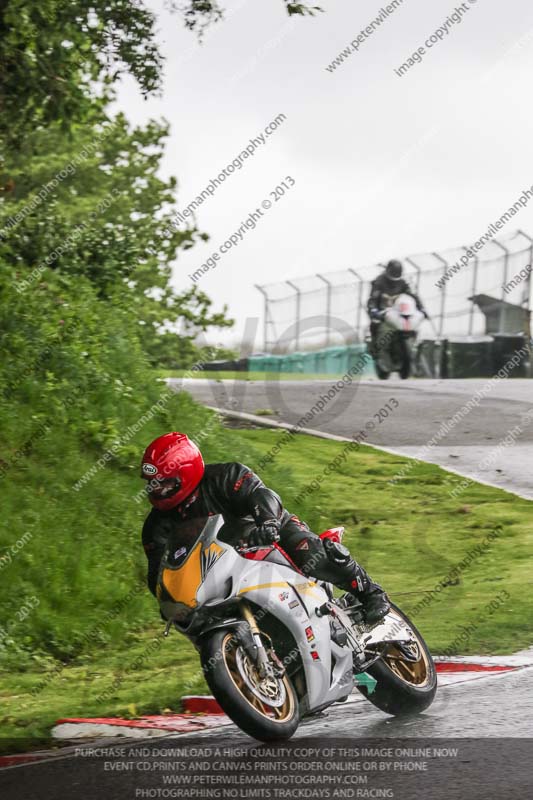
[221,632,295,724]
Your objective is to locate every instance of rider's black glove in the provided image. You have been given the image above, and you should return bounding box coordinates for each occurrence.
[369,307,382,321]
[248,520,280,547]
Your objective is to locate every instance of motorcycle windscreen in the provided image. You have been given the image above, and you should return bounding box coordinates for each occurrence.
[157,516,223,614]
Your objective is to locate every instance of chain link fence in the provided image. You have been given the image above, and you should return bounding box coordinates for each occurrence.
[256,230,533,352]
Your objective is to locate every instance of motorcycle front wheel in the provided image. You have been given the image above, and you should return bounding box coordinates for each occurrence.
[399,338,413,379]
[356,603,437,715]
[375,363,390,380]
[201,629,300,741]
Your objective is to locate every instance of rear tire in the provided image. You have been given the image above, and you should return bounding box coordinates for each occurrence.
[201,629,300,741]
[356,604,437,716]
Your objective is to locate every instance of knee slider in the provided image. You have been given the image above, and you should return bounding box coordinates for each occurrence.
[323,537,351,565]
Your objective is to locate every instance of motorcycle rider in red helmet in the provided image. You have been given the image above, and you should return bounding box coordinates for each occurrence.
[141,432,390,624]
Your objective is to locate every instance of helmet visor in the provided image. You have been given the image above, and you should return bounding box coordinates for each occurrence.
[145,476,182,500]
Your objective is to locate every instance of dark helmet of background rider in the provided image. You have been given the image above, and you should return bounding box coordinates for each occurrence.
[385,259,403,281]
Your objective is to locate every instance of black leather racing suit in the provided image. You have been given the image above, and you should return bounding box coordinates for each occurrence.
[142,462,382,600]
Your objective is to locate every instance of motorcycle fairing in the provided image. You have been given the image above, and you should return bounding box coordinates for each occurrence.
[157,515,354,714]
[158,516,231,620]
[383,293,424,333]
[230,566,354,714]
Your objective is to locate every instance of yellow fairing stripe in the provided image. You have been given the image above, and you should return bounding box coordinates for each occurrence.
[293,581,321,600]
[295,588,322,601]
[238,581,321,598]
[162,542,202,609]
[238,581,290,596]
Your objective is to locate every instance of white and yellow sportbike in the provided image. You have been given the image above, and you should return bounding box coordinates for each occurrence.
[157,515,437,741]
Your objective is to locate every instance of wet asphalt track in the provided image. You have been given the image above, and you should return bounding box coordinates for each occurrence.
[169,377,533,499]
[1,668,532,800]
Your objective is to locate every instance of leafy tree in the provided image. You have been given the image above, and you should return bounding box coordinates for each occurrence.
[0,0,316,365]
[0,0,322,144]
[0,111,233,367]
[0,0,162,143]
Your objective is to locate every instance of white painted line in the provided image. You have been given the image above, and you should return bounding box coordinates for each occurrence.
[52,723,176,740]
[435,650,533,668]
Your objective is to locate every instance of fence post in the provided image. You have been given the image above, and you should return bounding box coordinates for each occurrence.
[492,238,510,301]
[432,252,450,338]
[405,257,422,293]
[469,252,479,335]
[517,228,533,312]
[492,239,510,332]
[348,268,364,341]
[286,281,301,351]
[316,273,332,346]
[255,284,269,352]
[517,229,533,377]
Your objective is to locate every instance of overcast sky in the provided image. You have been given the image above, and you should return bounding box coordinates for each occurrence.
[115,0,533,349]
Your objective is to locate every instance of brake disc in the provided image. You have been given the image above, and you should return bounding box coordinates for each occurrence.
[235,647,287,707]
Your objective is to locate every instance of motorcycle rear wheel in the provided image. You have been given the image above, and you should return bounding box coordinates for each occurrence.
[201,629,300,741]
[355,603,437,715]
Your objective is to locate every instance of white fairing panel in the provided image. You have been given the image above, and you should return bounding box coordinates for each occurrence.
[384,293,424,332]
[233,563,353,711]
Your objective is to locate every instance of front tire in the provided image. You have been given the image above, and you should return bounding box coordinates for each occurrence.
[375,362,390,380]
[201,629,300,741]
[356,604,437,716]
[399,339,412,379]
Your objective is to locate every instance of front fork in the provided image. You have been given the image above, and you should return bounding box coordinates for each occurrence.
[240,600,282,680]
[165,602,283,680]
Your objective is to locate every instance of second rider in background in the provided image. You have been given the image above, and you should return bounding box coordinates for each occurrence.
[367,260,428,357]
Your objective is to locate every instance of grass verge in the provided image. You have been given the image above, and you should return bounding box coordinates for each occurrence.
[159,369,353,381]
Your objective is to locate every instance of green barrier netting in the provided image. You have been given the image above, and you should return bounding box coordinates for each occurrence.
[249,345,375,376]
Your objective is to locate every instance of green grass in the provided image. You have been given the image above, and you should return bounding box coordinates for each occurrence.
[158,369,346,381]
[0,400,312,752]
[1,425,532,751]
[0,628,208,750]
[239,428,533,659]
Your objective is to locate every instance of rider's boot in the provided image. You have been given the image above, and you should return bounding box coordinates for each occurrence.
[322,539,390,624]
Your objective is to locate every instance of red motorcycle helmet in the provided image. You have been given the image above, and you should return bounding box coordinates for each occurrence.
[140,432,205,511]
